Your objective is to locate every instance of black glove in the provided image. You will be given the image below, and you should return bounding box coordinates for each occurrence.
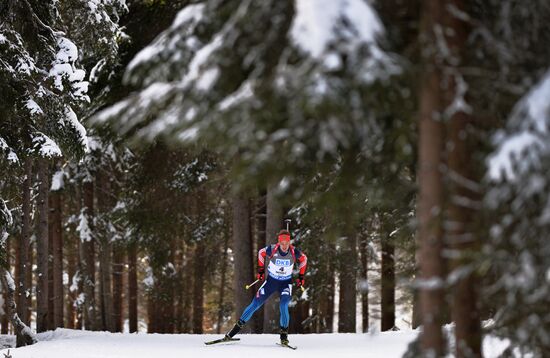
[257,267,265,281]
[295,274,304,287]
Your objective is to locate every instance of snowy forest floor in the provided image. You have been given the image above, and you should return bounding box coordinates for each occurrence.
[0,328,510,357]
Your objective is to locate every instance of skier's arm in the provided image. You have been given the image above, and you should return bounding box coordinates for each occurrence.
[295,249,307,287]
[257,247,268,280]
[297,252,307,275]
[258,247,267,269]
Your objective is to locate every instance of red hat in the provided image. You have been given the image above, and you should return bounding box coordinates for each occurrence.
[277,229,291,243]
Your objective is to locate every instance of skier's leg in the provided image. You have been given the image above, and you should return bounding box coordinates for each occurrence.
[239,280,275,323]
[226,280,275,338]
[279,283,292,343]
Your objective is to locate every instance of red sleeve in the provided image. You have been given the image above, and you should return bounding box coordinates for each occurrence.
[297,253,307,275]
[258,247,267,269]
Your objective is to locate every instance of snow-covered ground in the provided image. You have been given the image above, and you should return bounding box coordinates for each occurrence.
[0,328,509,358]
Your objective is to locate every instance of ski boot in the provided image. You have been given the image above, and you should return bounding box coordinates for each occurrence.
[280,326,289,345]
[226,319,245,339]
[277,327,297,349]
[204,319,244,345]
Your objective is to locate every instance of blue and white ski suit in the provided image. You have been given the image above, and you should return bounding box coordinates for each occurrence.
[238,244,307,328]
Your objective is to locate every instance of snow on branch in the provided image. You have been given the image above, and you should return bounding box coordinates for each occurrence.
[32,133,62,158]
[290,0,397,79]
[0,137,19,164]
[488,70,550,181]
[291,0,383,59]
[49,37,89,101]
[125,3,206,86]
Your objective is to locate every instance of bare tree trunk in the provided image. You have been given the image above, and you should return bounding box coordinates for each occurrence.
[412,290,421,329]
[51,184,64,328]
[359,234,369,332]
[14,225,20,330]
[174,239,184,333]
[2,236,10,334]
[0,267,36,347]
[381,225,395,331]
[81,179,97,330]
[128,243,138,333]
[165,238,176,333]
[66,236,78,329]
[48,194,54,331]
[112,244,124,332]
[25,241,32,326]
[319,273,335,333]
[439,0,482,355]
[254,191,266,333]
[338,234,357,333]
[319,241,336,333]
[232,194,253,333]
[417,0,447,353]
[18,158,32,325]
[147,290,156,333]
[99,241,115,332]
[192,241,205,333]
[36,158,49,332]
[97,172,115,332]
[264,184,282,332]
[216,227,230,334]
[75,240,84,330]
[293,300,310,333]
[182,243,193,333]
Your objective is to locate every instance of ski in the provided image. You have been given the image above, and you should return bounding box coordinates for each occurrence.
[204,337,240,345]
[277,342,297,350]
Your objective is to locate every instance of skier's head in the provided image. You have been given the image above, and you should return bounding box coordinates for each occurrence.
[277,230,291,251]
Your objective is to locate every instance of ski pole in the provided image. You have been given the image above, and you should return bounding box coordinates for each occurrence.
[245,279,260,290]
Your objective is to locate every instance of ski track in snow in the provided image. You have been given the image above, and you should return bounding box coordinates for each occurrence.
[0,328,509,357]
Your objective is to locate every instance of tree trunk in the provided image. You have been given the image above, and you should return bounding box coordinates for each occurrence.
[66,235,78,329]
[263,184,283,332]
[319,241,336,333]
[319,274,335,333]
[338,234,357,333]
[75,240,84,330]
[50,184,64,328]
[18,158,32,325]
[359,235,369,332]
[174,239,184,333]
[81,179,97,330]
[253,191,266,333]
[216,227,230,334]
[294,299,310,333]
[48,195,54,331]
[417,0,447,353]
[381,226,395,331]
[2,236,10,334]
[232,194,253,333]
[165,238,176,333]
[440,0,482,355]
[36,158,49,332]
[412,290,421,329]
[147,290,156,333]
[112,244,124,332]
[0,267,36,347]
[97,172,115,332]
[182,243,193,333]
[99,240,115,332]
[446,3,482,349]
[128,243,138,333]
[192,241,205,333]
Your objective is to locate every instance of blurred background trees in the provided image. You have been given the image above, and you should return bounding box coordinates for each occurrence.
[1,0,549,357]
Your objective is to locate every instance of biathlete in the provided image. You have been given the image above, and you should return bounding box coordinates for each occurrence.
[206,229,307,349]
